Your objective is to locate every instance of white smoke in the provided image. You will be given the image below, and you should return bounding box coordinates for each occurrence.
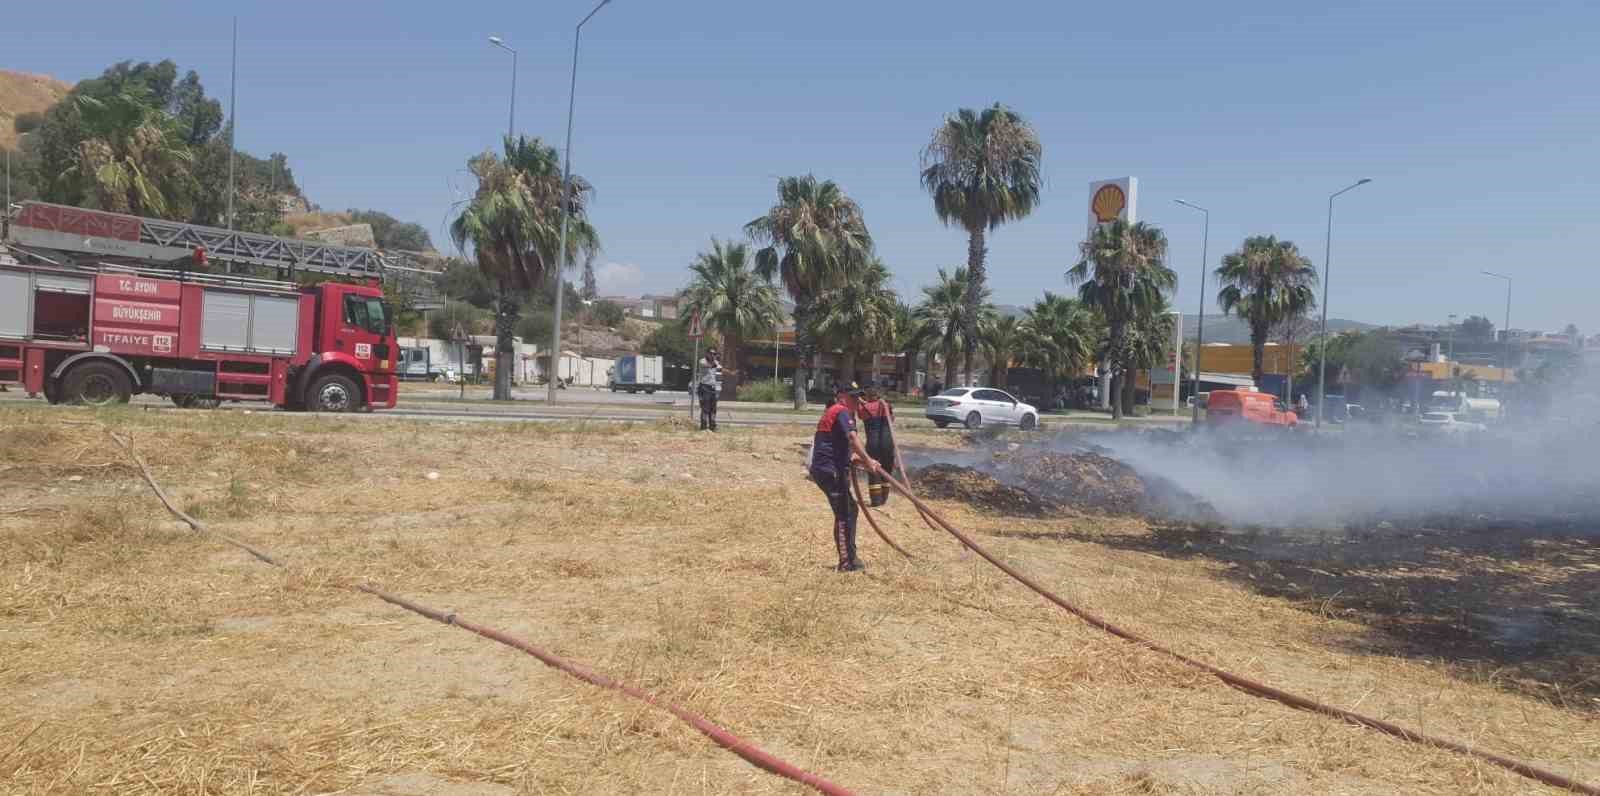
[1089,425,1600,530]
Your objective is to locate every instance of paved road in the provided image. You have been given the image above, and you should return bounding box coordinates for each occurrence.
[408,384,691,407]
[0,386,1192,431]
[0,390,820,427]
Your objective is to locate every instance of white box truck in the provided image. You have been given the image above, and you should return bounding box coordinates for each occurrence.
[610,354,663,394]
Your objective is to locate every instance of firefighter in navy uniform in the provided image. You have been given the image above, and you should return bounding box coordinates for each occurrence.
[809,383,882,572]
[856,384,896,506]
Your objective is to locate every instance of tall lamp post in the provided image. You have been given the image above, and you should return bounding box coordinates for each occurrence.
[1447,313,1458,400]
[5,130,30,239]
[225,16,238,230]
[487,36,517,141]
[1314,178,1372,428]
[547,0,614,404]
[1173,199,1209,424]
[1483,271,1512,420]
[579,298,593,387]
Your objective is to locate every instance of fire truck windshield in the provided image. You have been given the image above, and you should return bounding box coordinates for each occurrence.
[343,295,388,335]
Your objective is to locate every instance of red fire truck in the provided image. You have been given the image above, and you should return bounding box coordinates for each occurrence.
[1,201,402,411]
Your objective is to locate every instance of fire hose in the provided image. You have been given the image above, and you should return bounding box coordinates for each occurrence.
[108,432,856,796]
[891,431,941,536]
[871,466,1599,795]
[850,466,914,560]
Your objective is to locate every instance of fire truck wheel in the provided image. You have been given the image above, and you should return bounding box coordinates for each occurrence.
[308,373,361,413]
[64,362,133,406]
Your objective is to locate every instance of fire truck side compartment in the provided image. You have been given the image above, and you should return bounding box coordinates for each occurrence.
[149,367,217,395]
[30,274,93,342]
[0,270,29,338]
[200,291,300,355]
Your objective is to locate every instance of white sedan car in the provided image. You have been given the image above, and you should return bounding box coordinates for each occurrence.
[1418,411,1485,434]
[925,387,1040,430]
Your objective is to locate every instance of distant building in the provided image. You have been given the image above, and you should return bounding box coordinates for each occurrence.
[600,294,681,320]
[600,296,646,316]
[641,294,680,320]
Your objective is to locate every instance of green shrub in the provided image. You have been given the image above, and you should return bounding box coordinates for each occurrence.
[590,300,626,327]
[737,380,789,403]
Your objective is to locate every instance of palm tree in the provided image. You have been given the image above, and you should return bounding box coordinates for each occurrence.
[65,91,194,217]
[980,315,1025,388]
[746,175,874,408]
[812,257,897,388]
[1215,235,1318,389]
[451,135,599,400]
[1121,299,1177,414]
[921,104,1043,388]
[886,301,926,393]
[1019,292,1098,405]
[915,266,992,389]
[680,239,783,401]
[1068,219,1174,419]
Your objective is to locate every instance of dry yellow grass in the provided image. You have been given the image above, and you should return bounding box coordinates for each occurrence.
[1,405,1597,794]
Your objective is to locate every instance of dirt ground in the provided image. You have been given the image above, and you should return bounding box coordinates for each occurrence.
[2,406,1598,794]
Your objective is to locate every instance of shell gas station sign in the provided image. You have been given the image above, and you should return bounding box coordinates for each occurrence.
[1086,177,1139,409]
[1087,177,1137,235]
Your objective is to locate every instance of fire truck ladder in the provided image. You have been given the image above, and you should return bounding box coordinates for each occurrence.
[5,201,384,278]
[3,201,444,309]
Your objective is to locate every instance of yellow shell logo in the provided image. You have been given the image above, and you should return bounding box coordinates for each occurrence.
[1092,184,1126,224]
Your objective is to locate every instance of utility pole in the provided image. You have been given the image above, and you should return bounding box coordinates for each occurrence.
[1447,313,1457,400]
[548,0,613,405]
[488,36,517,142]
[1315,178,1373,429]
[1173,199,1209,424]
[1483,271,1512,421]
[226,16,238,230]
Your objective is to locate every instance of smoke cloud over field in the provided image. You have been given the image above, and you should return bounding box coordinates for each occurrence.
[909,425,1600,531]
[1085,426,1600,529]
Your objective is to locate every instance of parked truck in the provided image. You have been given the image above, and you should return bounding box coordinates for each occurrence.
[396,337,459,383]
[609,354,663,394]
[1,201,402,411]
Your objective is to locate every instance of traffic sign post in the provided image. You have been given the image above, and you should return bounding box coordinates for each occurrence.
[688,313,702,420]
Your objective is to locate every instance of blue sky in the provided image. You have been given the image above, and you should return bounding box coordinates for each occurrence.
[7,0,1596,332]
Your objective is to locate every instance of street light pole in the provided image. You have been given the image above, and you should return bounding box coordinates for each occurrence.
[487,36,517,142]
[1448,313,1458,400]
[1483,271,1512,420]
[1174,199,1209,424]
[226,16,238,230]
[548,0,613,404]
[1315,178,1372,429]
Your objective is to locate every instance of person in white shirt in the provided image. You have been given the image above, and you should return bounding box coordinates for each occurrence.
[697,347,733,431]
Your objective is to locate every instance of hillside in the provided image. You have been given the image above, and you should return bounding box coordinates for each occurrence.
[1182,313,1376,344]
[995,305,1376,344]
[0,69,70,150]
